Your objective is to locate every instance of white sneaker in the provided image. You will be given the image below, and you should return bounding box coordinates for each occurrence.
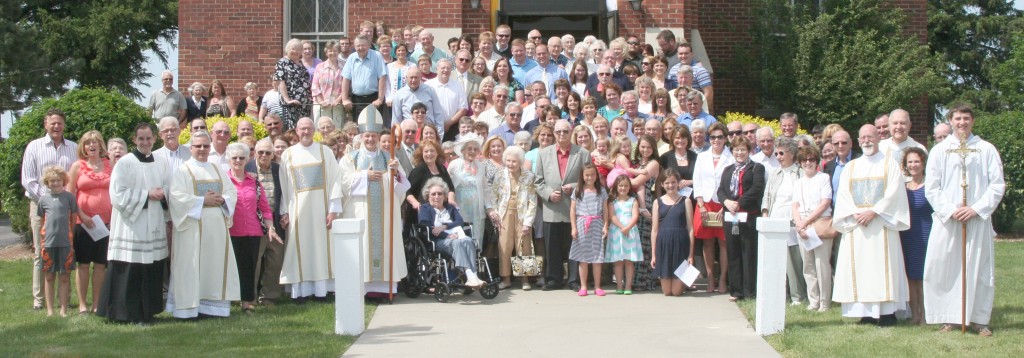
[465,276,485,288]
[522,283,532,291]
[790,301,803,306]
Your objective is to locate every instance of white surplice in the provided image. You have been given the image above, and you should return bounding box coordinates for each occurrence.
[167,159,239,318]
[831,150,910,318]
[923,134,1005,326]
[340,148,409,294]
[107,154,170,264]
[278,142,344,298]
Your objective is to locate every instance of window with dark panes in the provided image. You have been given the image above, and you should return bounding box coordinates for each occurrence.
[287,0,347,58]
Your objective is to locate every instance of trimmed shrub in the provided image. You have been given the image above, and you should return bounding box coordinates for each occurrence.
[179,115,268,144]
[719,112,809,137]
[972,111,1022,233]
[0,88,149,239]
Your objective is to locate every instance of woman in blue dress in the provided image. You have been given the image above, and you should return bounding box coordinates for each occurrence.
[900,147,932,325]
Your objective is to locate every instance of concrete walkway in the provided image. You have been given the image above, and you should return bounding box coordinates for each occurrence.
[345,287,779,357]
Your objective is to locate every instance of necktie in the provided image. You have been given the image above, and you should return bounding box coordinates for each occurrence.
[541,70,549,95]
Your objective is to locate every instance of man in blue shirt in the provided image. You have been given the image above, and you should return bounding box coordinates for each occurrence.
[675,90,717,129]
[509,39,538,87]
[411,30,448,72]
[525,44,569,101]
[392,67,447,138]
[342,35,388,126]
[619,91,649,141]
[490,102,525,144]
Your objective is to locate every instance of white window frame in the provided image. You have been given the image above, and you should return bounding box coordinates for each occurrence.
[283,0,349,58]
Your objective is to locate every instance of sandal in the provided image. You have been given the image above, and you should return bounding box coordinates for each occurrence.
[728,296,739,302]
[938,324,955,332]
[974,325,993,337]
[623,290,633,295]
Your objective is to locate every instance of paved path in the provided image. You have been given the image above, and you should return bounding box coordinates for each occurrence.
[345,287,779,357]
[0,217,22,249]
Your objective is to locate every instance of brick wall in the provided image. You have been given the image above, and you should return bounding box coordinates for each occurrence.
[179,1,283,101]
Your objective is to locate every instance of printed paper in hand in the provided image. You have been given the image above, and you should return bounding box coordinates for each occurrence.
[800,226,823,251]
[674,260,701,286]
[444,226,466,238]
[677,187,693,198]
[723,212,748,222]
[84,215,110,241]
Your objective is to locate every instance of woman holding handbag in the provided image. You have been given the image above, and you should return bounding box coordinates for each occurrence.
[717,136,765,302]
[692,122,734,293]
[486,146,538,290]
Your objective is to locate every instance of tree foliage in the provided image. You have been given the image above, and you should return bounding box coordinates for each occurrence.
[0,0,178,113]
[753,0,948,131]
[972,110,1024,233]
[0,88,150,238]
[928,0,1023,113]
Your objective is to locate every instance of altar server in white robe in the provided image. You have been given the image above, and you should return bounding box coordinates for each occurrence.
[96,123,170,323]
[831,124,910,327]
[924,104,1004,336]
[340,111,409,296]
[278,117,344,299]
[167,131,239,318]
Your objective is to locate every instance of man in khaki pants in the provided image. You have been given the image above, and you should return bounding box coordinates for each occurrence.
[21,109,78,309]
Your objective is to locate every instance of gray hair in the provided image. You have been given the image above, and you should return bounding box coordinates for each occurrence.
[690,119,707,132]
[256,138,274,149]
[441,141,457,151]
[107,137,127,150]
[503,145,525,162]
[421,177,450,202]
[775,136,798,155]
[635,76,655,89]
[436,57,452,67]
[227,142,250,161]
[794,134,815,148]
[676,65,693,76]
[505,101,522,112]
[493,84,510,95]
[620,90,639,102]
[756,127,775,139]
[191,130,212,143]
[285,38,302,55]
[158,116,179,129]
[514,131,533,146]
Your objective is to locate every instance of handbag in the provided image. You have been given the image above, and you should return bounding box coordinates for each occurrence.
[511,231,543,277]
[701,207,724,228]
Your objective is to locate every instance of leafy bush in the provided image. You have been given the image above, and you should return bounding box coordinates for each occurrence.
[179,115,269,144]
[719,111,808,137]
[0,88,149,239]
[972,111,1023,233]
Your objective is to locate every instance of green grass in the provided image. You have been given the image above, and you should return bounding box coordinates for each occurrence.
[0,259,375,356]
[736,241,1024,357]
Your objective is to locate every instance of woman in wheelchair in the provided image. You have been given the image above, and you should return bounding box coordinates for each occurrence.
[418,178,487,288]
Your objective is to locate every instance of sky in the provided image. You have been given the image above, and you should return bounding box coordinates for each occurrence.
[3,1,1024,137]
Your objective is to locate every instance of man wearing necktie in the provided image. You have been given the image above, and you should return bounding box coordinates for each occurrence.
[526,45,568,101]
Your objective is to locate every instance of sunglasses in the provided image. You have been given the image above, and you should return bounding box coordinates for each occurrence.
[507,113,522,117]
[192,144,211,149]
[774,151,786,157]
[728,130,742,136]
[641,62,651,66]
[257,151,273,156]
[627,41,639,46]
[457,58,470,62]
[192,126,207,131]
[743,130,757,135]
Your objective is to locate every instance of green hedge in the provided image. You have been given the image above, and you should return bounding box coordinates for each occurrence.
[0,88,150,240]
[973,111,1022,233]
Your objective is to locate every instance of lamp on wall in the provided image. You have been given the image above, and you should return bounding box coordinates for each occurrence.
[469,0,481,9]
[629,0,643,12]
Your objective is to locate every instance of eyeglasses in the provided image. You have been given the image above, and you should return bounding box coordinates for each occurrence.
[743,130,757,135]
[192,126,207,131]
[429,192,446,196]
[192,144,210,148]
[507,113,522,117]
[598,72,612,76]
[256,151,273,156]
[497,34,510,38]
[775,151,786,157]
[641,62,651,66]
[554,130,570,135]
[832,141,849,145]
[728,130,742,136]
[403,129,417,134]
[495,94,508,99]
[457,58,470,62]
[214,130,230,135]
[230,156,247,161]
[627,41,639,46]
[709,135,726,140]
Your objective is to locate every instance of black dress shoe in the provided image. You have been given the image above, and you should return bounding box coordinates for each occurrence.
[858,317,878,325]
[542,282,561,291]
[568,282,581,292]
[877,314,897,327]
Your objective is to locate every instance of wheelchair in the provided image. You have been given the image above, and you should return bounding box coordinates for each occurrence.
[399,224,500,302]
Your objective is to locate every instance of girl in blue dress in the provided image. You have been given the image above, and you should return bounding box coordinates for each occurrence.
[605,176,644,294]
[651,169,695,296]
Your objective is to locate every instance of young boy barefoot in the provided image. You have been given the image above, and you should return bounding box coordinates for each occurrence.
[37,166,78,317]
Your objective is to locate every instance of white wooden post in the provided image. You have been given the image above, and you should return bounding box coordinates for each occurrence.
[332,218,365,336]
[755,217,791,336]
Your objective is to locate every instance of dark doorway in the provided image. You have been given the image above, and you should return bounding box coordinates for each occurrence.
[499,0,609,41]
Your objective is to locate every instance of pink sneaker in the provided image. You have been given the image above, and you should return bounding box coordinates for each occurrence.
[595,289,606,296]
[577,289,588,296]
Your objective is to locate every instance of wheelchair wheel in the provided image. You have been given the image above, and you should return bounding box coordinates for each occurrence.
[479,282,499,299]
[434,282,451,303]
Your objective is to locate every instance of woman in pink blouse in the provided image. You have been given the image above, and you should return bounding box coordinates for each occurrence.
[311,41,345,129]
[226,143,280,312]
[65,130,113,314]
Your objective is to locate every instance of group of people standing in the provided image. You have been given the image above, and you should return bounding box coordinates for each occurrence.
[24,22,1005,337]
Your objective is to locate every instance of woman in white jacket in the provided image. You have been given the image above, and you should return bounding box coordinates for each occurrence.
[691,122,733,293]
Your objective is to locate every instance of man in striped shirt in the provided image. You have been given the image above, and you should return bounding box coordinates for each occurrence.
[21,108,78,310]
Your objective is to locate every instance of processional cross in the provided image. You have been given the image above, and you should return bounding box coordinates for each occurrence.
[947,134,978,334]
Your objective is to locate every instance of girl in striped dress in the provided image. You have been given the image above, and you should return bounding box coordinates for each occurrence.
[570,163,609,297]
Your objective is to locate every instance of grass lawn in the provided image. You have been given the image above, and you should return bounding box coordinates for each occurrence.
[0,259,376,356]
[736,240,1024,357]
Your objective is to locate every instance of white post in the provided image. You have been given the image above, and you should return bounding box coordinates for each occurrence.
[754,217,791,336]
[332,218,365,336]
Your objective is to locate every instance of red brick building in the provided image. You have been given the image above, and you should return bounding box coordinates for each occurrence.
[178,0,929,138]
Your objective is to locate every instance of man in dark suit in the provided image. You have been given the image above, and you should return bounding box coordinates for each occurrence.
[821,129,859,273]
[394,120,418,176]
[585,52,632,107]
[535,120,592,291]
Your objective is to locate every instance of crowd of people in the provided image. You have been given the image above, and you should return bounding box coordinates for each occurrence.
[21,23,1003,337]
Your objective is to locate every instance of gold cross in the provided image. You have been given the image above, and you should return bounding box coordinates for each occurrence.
[947,134,979,189]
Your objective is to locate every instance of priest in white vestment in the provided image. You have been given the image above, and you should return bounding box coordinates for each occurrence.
[923,105,1004,335]
[167,131,240,318]
[96,123,170,323]
[340,113,409,296]
[278,117,344,299]
[831,124,910,326]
